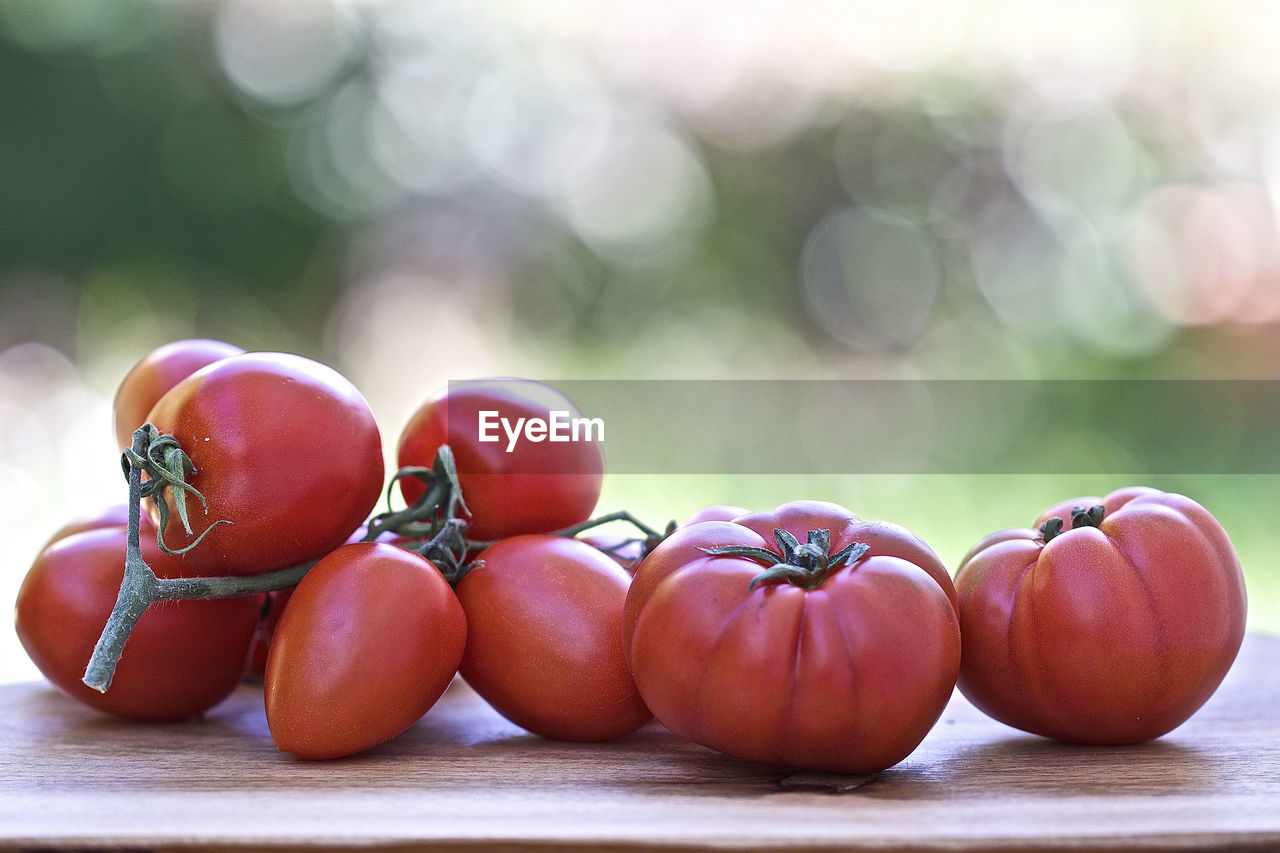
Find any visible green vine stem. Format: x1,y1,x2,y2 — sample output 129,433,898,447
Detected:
701,528,870,591
82,426,306,694
464,509,666,553
361,447,468,544
395,518,481,585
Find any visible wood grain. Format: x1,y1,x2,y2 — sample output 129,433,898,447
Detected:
2,633,1278,852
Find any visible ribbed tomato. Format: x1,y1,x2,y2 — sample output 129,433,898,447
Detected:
625,500,959,773
954,486,1246,743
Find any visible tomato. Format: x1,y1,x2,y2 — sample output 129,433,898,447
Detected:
396,379,604,541
954,487,1247,744
145,352,384,576
264,542,466,759
624,500,959,774
455,535,651,741
14,527,260,721
113,339,244,450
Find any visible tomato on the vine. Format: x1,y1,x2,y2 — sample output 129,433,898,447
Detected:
15,527,260,721
264,542,466,759
145,352,384,576
113,338,244,450
625,500,959,774
954,487,1247,744
397,379,604,541
455,535,651,741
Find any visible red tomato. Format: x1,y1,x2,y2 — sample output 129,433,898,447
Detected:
145,352,384,576
625,500,959,774
954,487,1247,744
396,379,604,541
264,543,466,759
113,339,244,450
455,535,651,741
14,527,260,721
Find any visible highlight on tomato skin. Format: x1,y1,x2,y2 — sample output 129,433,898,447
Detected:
14,527,260,722
624,500,960,775
954,486,1248,745
264,542,467,760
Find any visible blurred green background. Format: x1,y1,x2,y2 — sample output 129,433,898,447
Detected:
3,0,1280,681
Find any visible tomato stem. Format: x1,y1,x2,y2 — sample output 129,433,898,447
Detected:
393,518,479,585
1039,505,1106,544
1072,505,1107,529
1039,517,1065,543
462,510,670,565
363,447,468,544
702,529,870,591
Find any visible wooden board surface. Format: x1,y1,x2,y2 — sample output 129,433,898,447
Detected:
2,633,1279,852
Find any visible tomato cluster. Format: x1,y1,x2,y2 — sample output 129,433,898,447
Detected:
13,339,1251,774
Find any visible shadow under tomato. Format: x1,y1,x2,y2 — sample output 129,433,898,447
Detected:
925,734,1220,798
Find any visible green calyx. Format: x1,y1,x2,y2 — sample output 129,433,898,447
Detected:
1039,504,1106,543
702,528,870,591
120,424,231,555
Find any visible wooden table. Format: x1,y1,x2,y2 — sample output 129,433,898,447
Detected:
2,633,1278,852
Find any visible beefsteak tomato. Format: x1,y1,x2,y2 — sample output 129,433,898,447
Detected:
954,487,1247,744
625,500,959,774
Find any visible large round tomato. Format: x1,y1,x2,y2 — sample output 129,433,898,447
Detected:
113,338,244,450
145,352,384,576
625,500,959,774
264,542,466,759
455,535,651,741
15,526,260,721
954,487,1247,744
396,379,604,541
